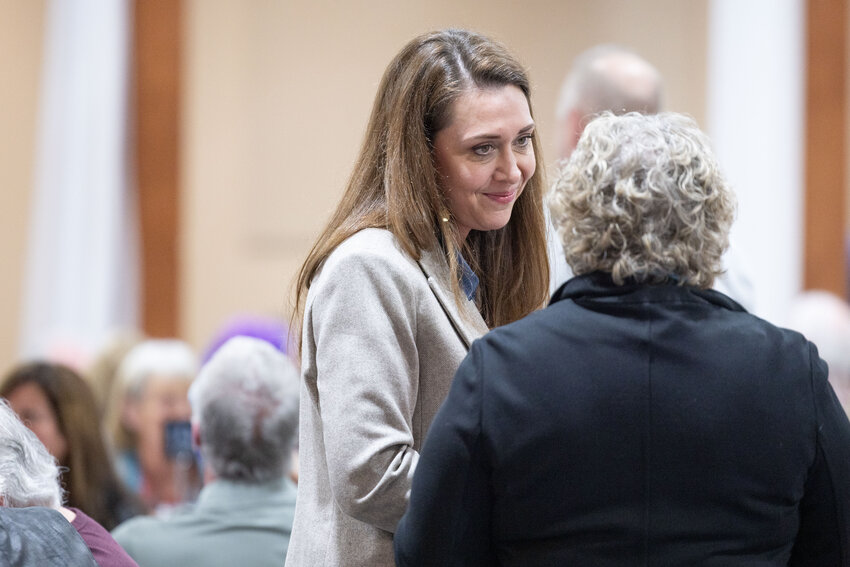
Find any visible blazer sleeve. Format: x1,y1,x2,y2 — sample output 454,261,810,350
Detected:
789,343,850,566
309,249,421,533
394,340,494,567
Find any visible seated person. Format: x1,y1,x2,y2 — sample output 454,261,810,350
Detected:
395,112,850,566
1,361,141,529
0,507,97,567
112,336,299,566
0,399,138,566
105,339,201,512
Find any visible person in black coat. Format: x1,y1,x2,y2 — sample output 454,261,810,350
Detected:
394,112,850,566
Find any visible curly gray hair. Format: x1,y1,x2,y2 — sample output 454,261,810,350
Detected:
0,400,63,508
549,112,735,287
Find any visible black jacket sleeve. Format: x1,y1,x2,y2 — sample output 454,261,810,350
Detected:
790,343,850,566
394,340,494,567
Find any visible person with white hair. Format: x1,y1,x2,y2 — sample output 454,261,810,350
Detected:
0,401,63,510
105,338,200,512
112,336,300,567
0,399,138,566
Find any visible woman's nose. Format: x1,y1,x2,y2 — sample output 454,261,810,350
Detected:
496,150,522,184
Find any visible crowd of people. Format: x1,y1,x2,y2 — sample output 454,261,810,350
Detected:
2,28,849,567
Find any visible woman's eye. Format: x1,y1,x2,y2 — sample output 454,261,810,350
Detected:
515,135,533,148
473,144,495,156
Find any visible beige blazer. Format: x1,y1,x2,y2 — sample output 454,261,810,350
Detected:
284,228,488,567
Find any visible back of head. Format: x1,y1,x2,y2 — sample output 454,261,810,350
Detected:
0,399,62,508
549,112,735,288
188,336,299,483
557,45,663,158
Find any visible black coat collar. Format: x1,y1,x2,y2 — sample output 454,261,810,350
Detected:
550,272,746,313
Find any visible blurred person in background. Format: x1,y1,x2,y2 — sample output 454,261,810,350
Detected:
105,338,201,512
86,330,145,419
551,44,755,309
201,314,299,483
0,399,138,566
113,336,299,566
395,112,850,565
543,43,664,294
1,361,141,529
787,290,850,414
555,44,662,159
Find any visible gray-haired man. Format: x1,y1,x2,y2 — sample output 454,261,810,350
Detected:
113,336,300,567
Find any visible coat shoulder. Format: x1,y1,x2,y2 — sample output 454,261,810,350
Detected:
317,229,419,282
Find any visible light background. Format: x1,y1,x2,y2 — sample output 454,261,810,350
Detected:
0,1,846,368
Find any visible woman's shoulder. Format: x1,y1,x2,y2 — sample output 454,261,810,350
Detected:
324,228,419,274
306,229,426,300
334,228,402,254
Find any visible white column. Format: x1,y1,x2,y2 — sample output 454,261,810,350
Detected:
707,0,805,324
20,0,137,365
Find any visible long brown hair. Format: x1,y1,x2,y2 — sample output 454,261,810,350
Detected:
0,362,138,529
293,29,549,344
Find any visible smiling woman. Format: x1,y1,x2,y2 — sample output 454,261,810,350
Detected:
432,85,536,241
285,29,550,567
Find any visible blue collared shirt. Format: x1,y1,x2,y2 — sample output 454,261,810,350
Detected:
458,253,479,300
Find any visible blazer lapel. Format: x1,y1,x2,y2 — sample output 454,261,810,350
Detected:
417,246,489,349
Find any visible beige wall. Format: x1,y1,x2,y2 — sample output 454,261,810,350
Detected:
0,1,708,359
181,0,708,349
0,1,44,369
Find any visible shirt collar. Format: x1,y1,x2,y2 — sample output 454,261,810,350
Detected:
457,252,479,301
550,271,746,312
196,477,296,510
